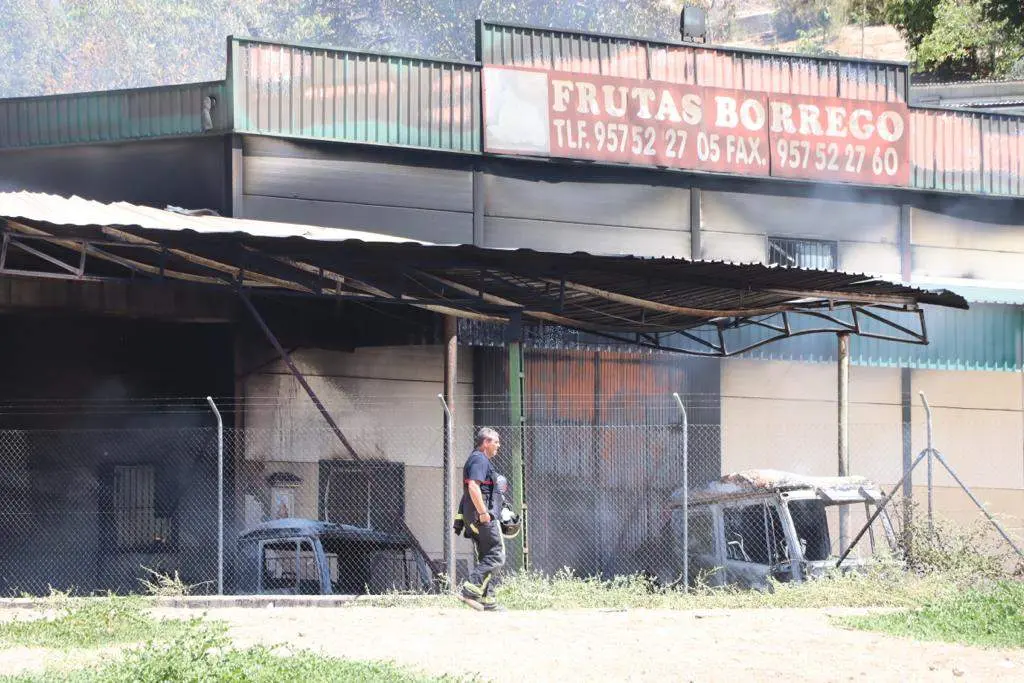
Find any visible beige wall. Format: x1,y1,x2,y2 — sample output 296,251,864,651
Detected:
910,370,1024,490
721,359,1024,539
720,359,903,483
911,207,1024,283
240,345,475,563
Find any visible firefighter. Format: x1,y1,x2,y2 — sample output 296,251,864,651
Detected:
455,427,506,611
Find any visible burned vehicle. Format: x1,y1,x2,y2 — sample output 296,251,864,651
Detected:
668,470,896,590
236,518,433,595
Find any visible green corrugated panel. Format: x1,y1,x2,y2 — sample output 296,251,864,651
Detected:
230,38,481,154
736,304,1023,371
0,82,229,149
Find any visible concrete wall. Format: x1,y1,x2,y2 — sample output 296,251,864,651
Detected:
720,359,1024,542
239,136,692,257
700,189,901,275
0,137,228,214
720,359,903,482
482,174,691,257
240,138,474,243
909,369,1024,539
240,345,474,566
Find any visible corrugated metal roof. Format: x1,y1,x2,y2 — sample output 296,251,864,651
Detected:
910,277,1024,306
0,192,967,355
0,191,418,244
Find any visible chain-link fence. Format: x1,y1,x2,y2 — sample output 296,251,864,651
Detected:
0,396,1019,596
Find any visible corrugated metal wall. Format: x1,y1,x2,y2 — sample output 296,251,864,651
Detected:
0,82,227,149
231,38,480,154
473,346,720,577
911,108,1024,197
478,22,1024,197
479,21,906,102
733,304,1023,371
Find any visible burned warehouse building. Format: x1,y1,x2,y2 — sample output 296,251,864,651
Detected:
0,19,1020,596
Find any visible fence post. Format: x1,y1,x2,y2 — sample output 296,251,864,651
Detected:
206,396,224,596
443,316,458,592
508,341,527,572
837,332,850,555
921,391,934,532
672,392,688,593
438,394,456,593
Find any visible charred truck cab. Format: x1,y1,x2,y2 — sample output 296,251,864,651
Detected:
236,518,433,595
669,470,896,590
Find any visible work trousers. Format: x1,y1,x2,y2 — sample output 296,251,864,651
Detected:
467,520,505,598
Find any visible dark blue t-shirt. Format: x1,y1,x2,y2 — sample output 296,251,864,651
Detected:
462,450,501,519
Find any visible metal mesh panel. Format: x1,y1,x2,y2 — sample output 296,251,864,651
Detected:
0,395,1017,596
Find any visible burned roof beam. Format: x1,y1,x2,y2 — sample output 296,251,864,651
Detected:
413,269,629,332
253,251,508,323
6,234,85,276
100,227,312,293
4,220,223,285
537,277,811,318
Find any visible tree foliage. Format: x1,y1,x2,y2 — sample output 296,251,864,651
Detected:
884,0,1024,79
0,0,683,98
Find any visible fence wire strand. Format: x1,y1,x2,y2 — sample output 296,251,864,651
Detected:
0,395,1019,596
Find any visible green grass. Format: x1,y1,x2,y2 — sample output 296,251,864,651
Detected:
366,565,958,611
0,593,191,649
840,580,1024,649
0,592,473,683
0,615,472,683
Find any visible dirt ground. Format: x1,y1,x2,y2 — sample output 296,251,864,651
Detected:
1,605,1022,681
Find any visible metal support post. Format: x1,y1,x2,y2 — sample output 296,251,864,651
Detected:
206,396,224,596
238,290,440,580
507,341,527,571
672,392,689,593
438,394,456,592
837,332,850,555
441,315,458,592
900,367,914,551
923,391,934,532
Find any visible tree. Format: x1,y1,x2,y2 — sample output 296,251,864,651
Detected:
885,0,1024,79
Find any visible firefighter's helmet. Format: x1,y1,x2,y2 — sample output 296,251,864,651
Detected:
499,505,521,539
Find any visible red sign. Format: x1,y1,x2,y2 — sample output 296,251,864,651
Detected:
483,66,910,187
767,94,909,186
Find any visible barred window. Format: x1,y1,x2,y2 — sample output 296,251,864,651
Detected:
112,465,173,551
767,237,837,270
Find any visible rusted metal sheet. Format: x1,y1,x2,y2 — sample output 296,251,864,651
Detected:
231,38,480,154
478,22,649,78
740,53,841,97
0,81,227,149
479,21,906,102
979,113,1024,197
523,350,688,427
910,108,983,193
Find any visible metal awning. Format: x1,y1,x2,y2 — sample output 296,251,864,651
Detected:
0,192,967,356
